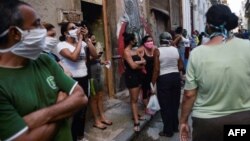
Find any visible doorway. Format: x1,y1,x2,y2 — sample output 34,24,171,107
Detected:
81,1,105,49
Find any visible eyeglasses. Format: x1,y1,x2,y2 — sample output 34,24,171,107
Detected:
68,26,77,30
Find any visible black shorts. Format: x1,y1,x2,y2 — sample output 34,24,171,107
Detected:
125,72,142,89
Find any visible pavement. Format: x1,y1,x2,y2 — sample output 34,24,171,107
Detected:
84,89,153,141
84,88,188,141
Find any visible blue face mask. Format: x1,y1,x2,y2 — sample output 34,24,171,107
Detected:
0,27,47,60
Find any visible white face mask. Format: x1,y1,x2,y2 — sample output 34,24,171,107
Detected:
68,29,78,41
44,37,58,52
0,27,47,60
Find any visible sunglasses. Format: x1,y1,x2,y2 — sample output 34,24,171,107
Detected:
68,26,77,30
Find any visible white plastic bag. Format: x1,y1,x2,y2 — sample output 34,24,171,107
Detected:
147,95,160,111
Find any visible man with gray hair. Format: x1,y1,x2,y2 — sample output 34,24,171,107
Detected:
0,0,88,140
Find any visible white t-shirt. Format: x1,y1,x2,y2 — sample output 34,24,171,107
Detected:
158,46,179,76
56,41,88,78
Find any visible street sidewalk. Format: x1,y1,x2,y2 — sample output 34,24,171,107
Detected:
84,89,154,141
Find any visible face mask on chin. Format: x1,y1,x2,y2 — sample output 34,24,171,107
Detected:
0,27,47,60
44,37,58,52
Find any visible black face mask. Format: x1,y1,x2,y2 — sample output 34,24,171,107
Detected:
132,41,138,47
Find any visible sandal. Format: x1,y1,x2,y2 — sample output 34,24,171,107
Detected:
101,120,113,126
134,122,140,132
93,124,107,130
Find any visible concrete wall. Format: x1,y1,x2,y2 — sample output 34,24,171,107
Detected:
182,0,192,35
22,0,81,37
169,0,181,30
192,0,211,33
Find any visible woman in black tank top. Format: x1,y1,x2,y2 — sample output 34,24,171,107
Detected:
138,35,156,114
123,32,146,132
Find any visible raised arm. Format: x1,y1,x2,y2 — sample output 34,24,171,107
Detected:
85,39,98,59
173,35,182,47
59,30,84,62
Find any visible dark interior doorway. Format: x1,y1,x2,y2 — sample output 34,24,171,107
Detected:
81,1,105,49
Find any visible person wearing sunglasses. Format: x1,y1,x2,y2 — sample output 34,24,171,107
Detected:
56,22,98,141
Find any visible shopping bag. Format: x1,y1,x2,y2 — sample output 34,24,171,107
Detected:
147,95,160,111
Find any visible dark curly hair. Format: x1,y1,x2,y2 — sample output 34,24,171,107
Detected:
206,4,238,32
123,32,135,47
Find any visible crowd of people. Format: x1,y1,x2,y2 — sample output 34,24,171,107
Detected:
1,1,250,141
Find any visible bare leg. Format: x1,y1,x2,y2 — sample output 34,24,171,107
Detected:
97,91,112,125
90,96,106,128
129,87,141,131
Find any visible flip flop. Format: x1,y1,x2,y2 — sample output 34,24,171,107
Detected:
101,120,113,126
93,124,107,130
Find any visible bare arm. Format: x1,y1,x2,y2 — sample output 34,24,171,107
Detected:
59,34,84,62
173,36,182,47
58,61,72,77
13,123,58,141
180,89,197,124
85,39,98,59
178,57,184,72
151,48,160,85
180,89,197,141
23,85,87,129
137,46,145,58
123,49,145,70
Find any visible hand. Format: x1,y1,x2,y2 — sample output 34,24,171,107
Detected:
180,123,191,141
81,25,89,37
76,28,83,40
150,82,156,94
101,60,109,65
56,91,68,103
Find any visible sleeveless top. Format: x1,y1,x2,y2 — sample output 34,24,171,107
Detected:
124,55,141,75
143,53,154,79
158,46,179,76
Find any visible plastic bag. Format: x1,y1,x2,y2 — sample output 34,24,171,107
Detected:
147,95,160,111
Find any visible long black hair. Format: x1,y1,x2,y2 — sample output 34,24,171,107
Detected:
59,22,71,41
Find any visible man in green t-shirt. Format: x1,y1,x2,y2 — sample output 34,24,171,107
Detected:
0,1,88,141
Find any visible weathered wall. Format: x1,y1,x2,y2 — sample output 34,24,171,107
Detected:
112,0,153,92
170,0,181,30
149,0,170,45
192,0,211,32
22,0,81,37
182,0,192,35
